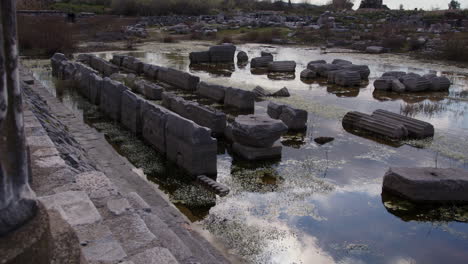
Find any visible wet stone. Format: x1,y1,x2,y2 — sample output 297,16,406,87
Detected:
300,69,317,79
224,87,255,111
237,51,249,62
196,82,227,103
233,141,282,161
314,137,335,145
121,90,144,135
232,114,288,148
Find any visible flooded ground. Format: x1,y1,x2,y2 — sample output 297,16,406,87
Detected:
26,41,468,264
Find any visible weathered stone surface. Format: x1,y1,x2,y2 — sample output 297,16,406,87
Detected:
251,56,273,68
267,102,308,130
110,54,127,67
383,167,468,204
342,111,408,140
401,75,430,92
224,87,255,111
142,102,170,153
209,44,236,63
332,59,352,66
327,69,345,84
75,171,118,199
315,63,343,77
334,70,361,87
425,75,451,91
121,90,144,135
131,247,179,264
272,87,290,97
143,82,163,100
252,86,272,98
197,175,230,196
165,112,217,176
268,61,296,72
374,77,395,91
391,79,406,93
75,63,98,98
233,141,282,160
197,82,226,103
143,64,160,80
306,60,327,70
40,191,102,226
89,55,119,76
237,51,249,62
372,109,434,138
366,46,385,54
107,214,156,253
86,73,103,105
342,64,371,79
123,56,145,74
300,69,317,79
158,67,200,91
232,115,288,147
189,51,211,64
100,78,128,121
382,71,407,79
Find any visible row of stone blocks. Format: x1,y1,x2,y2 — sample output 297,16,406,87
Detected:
189,44,237,64
77,53,119,76
302,59,370,87
374,71,451,93
51,53,218,176
342,109,434,140
108,54,256,111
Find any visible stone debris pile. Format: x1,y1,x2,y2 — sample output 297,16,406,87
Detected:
302,59,370,87
374,72,451,93
231,115,288,160
383,167,468,204
189,44,237,64
343,109,434,140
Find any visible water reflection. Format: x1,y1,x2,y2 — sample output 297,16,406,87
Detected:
189,63,235,77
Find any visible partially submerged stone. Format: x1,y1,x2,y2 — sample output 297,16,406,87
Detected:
374,77,395,91
300,69,317,79
237,51,249,63
267,102,308,130
189,51,211,64
342,111,408,140
334,71,361,87
268,61,296,73
252,86,272,98
372,109,434,138
251,56,273,68
197,82,226,103
233,141,282,161
158,67,200,91
272,87,290,97
232,115,288,148
400,75,430,92
209,44,236,63
224,87,255,111
383,167,468,204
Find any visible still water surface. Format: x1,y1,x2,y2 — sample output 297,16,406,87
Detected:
28,42,468,264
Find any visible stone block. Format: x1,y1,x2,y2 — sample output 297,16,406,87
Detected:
209,44,236,63
187,103,227,136
196,82,226,103
268,61,296,72
88,73,103,105
158,67,200,91
306,60,327,70
110,54,126,67
100,78,128,121
232,115,288,148
374,76,395,91
401,75,430,92
224,87,255,111
90,56,119,76
342,64,371,79
107,198,131,216
332,59,352,65
335,70,362,87
189,51,211,64
426,76,451,92
107,214,156,253
372,109,434,138
267,102,307,130
315,63,343,77
131,247,179,264
391,79,406,93
121,90,144,135
233,141,282,160
267,102,283,119
300,69,317,79
342,111,408,140
165,112,217,176
51,53,67,77
142,102,170,154
237,51,249,62
383,167,468,204
251,56,273,68
123,56,145,74
382,71,407,79
144,64,160,80
144,83,163,100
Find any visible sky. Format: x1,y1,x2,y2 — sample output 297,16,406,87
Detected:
291,0,468,10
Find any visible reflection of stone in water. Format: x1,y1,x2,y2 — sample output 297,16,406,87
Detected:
373,90,448,104
399,101,448,118
326,85,360,98
189,63,235,77
281,130,307,149
343,126,405,148
267,72,296,81
381,192,468,223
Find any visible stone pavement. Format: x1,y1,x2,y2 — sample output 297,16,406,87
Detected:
21,65,230,264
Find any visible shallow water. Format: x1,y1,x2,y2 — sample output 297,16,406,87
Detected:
26,41,468,264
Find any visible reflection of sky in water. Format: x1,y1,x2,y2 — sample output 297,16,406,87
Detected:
43,42,468,263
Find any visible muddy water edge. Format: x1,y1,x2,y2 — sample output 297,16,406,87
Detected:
25,41,468,264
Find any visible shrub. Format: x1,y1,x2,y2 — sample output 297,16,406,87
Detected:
443,39,468,62
17,15,75,56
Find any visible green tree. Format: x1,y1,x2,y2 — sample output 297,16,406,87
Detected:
449,0,461,9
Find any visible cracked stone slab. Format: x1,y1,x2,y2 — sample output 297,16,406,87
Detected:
39,191,102,226
131,247,179,264
107,214,156,253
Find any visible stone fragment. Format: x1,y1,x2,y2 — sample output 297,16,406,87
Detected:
342,111,408,140
261,51,273,58
121,90,144,135
267,102,283,119
110,54,126,67
253,86,272,98
251,56,273,68
144,64,160,80
332,59,352,66
372,109,434,138
278,105,308,130
315,63,343,77
233,141,282,160
232,115,288,147
401,75,430,92
300,69,317,79
189,51,211,64
209,44,237,63
374,76,395,91
425,75,451,91
383,167,468,204
314,137,334,145
89,56,119,76
342,64,371,79
237,51,249,62
123,56,145,74
196,82,226,103
334,71,361,87
306,60,327,70
224,87,255,111
100,78,128,121
268,61,296,72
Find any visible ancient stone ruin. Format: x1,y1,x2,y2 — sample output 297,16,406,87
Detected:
302,59,370,87
374,72,451,93
189,44,237,64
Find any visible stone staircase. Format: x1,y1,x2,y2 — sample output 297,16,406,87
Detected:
22,66,230,264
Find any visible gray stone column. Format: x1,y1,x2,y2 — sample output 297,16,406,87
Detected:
0,0,37,237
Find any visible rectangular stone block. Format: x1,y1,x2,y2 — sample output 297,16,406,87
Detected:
142,102,170,154
143,83,163,100
224,87,255,111
268,61,296,72
165,112,217,176
90,56,119,76
233,142,282,160
158,67,200,91
88,73,103,105
189,51,211,64
122,56,144,74
143,64,160,80
75,63,98,98
100,78,128,121
196,82,226,103
208,44,236,63
121,90,144,135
